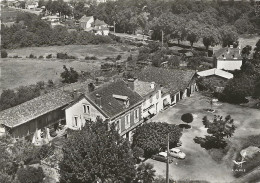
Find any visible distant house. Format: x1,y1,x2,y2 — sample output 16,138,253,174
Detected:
128,79,165,120
79,15,94,31
213,45,243,70
93,19,109,36
65,80,143,141
135,67,197,106
41,15,63,28
0,90,73,143
26,1,38,9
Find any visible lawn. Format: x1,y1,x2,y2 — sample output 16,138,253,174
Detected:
146,93,260,183
1,44,136,93
6,44,134,60
0,58,100,92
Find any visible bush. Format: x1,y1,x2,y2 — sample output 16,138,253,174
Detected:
85,56,97,60
17,166,44,183
47,80,54,87
181,113,193,123
57,52,76,59
1,50,8,58
46,54,52,59
116,55,122,60
29,54,36,58
38,55,44,59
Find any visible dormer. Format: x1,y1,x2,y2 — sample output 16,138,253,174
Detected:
113,94,130,108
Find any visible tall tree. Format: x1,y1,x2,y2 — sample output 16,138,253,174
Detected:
59,119,137,183
185,20,201,49
201,25,220,55
219,25,239,47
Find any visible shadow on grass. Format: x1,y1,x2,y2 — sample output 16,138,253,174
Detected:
194,136,227,150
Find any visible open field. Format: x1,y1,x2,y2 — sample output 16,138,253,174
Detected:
6,44,134,60
1,44,136,93
146,93,260,183
0,58,100,92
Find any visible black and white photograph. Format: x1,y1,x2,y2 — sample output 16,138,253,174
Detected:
1,0,260,182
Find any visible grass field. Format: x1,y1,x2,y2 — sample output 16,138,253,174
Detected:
6,44,134,60
0,58,101,92
1,44,135,93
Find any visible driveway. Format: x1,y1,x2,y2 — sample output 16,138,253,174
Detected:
146,93,260,183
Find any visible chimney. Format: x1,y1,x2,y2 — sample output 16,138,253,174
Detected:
95,94,102,108
88,83,95,92
127,78,136,91
150,82,155,89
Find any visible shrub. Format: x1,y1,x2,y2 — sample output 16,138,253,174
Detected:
38,55,44,59
85,56,97,60
127,54,133,61
57,52,76,59
181,113,193,123
1,50,8,58
17,166,44,183
29,54,36,58
46,54,52,59
36,81,45,89
116,55,122,60
47,80,54,87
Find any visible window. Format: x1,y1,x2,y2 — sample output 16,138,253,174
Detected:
156,91,159,99
125,114,130,128
115,119,121,133
74,116,78,127
83,104,90,114
134,109,139,121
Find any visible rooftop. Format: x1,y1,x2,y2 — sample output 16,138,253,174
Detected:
94,19,107,26
88,80,143,118
135,67,196,95
214,47,242,60
0,90,73,128
197,68,233,79
79,15,93,23
134,80,157,97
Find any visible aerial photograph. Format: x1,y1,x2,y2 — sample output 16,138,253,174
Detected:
0,0,260,182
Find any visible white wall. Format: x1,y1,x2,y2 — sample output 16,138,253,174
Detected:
217,60,242,70
0,126,6,137
65,98,106,130
142,90,166,118
86,17,94,29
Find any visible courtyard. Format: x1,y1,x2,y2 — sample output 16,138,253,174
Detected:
146,93,260,183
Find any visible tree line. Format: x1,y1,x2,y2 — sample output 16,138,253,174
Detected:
1,12,112,49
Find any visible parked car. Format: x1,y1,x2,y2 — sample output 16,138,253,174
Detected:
151,152,173,163
168,148,186,159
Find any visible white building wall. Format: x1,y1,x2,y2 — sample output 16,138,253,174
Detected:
86,17,94,29
65,98,106,130
142,90,164,118
217,60,242,70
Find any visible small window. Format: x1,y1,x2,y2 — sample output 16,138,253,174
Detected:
74,116,78,127
83,104,90,114
150,96,153,103
125,114,130,128
156,92,159,99
134,109,139,120
115,119,121,133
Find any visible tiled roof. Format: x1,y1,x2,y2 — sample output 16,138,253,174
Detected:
135,67,195,95
0,90,74,128
214,47,242,60
134,80,157,97
88,80,143,118
197,68,233,79
79,15,93,23
94,19,107,26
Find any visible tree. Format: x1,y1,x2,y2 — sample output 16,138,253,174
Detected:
242,45,252,59
132,122,182,157
185,20,201,49
132,146,144,162
202,115,236,140
219,25,239,47
136,163,156,183
17,167,44,183
59,119,136,183
201,25,220,55
1,50,8,58
253,39,260,59
0,89,17,111
60,65,79,83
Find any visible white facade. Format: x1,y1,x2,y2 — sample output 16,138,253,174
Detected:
95,29,110,36
217,60,242,71
142,90,164,119
65,97,106,130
